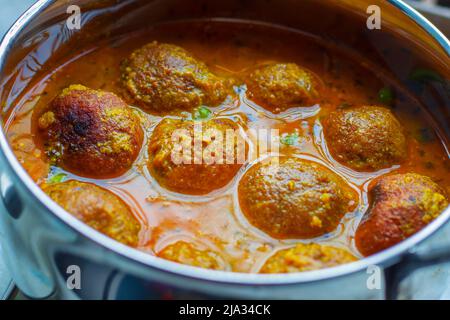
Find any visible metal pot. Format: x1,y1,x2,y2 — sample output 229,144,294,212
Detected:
0,0,449,300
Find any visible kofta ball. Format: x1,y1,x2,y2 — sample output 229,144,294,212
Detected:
42,180,140,246
245,63,319,113
355,173,448,256
158,241,226,270
323,105,406,171
260,243,357,273
121,41,234,112
37,85,143,178
148,118,246,195
238,157,357,239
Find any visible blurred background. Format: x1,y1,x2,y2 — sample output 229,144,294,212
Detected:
0,0,36,37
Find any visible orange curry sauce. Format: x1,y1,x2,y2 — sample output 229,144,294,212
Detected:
4,21,450,272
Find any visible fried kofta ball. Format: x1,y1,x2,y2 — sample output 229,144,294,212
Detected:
42,180,140,246
121,42,234,112
323,106,406,171
238,157,357,239
37,85,143,178
148,118,246,195
158,241,226,270
355,173,448,256
245,63,319,113
260,243,357,273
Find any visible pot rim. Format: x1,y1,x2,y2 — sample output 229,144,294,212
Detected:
0,0,449,286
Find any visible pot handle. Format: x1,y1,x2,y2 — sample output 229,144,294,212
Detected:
384,245,450,300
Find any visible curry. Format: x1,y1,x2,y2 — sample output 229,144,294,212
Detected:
4,20,450,273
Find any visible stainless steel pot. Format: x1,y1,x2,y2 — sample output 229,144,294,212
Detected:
0,0,449,300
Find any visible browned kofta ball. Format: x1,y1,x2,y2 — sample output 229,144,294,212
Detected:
355,173,448,256
245,63,319,113
37,85,143,178
121,41,234,112
148,118,246,195
158,241,226,270
238,157,357,239
260,243,358,273
42,180,140,246
323,105,407,171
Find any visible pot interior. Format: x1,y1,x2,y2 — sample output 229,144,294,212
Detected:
0,0,449,277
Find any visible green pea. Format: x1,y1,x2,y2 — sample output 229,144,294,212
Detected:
194,106,212,120
47,173,67,184
378,87,394,105
280,133,299,146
